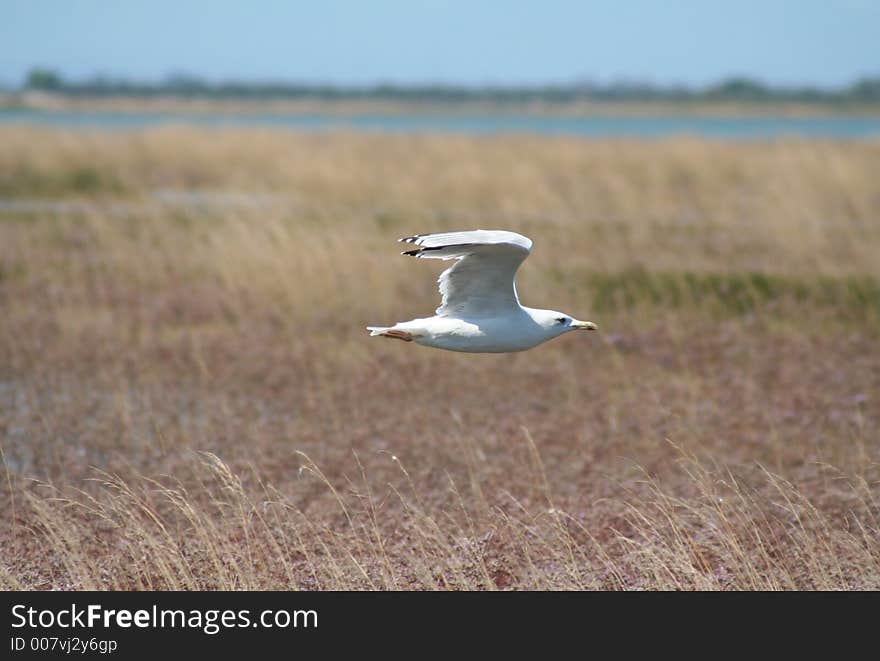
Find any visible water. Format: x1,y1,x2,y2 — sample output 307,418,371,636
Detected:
1,108,879,138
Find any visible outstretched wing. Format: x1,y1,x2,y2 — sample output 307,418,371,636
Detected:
399,230,533,317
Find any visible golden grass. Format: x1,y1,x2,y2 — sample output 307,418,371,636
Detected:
0,127,878,589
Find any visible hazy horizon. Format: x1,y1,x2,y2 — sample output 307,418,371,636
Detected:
2,1,879,89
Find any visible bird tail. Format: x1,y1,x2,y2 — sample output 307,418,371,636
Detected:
366,325,417,342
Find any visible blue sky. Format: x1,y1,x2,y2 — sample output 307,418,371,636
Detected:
2,1,878,88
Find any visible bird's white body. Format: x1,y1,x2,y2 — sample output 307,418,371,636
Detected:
386,308,572,353
368,230,596,353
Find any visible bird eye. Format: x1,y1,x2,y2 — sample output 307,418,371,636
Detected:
555,317,568,325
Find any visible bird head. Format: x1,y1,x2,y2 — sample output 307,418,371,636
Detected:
532,309,598,335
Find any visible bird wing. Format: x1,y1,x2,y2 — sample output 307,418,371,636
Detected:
399,230,533,317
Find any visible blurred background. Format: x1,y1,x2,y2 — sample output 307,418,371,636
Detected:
1,1,878,590
2,0,880,135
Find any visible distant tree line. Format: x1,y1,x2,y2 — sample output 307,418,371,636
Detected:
20,68,880,104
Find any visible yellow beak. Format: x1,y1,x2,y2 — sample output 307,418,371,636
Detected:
572,320,598,331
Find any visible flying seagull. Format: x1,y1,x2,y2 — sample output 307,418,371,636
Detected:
367,230,597,353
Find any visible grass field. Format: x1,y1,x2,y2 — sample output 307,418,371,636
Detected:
1,127,878,589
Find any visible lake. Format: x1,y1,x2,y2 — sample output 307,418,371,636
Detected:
2,108,879,138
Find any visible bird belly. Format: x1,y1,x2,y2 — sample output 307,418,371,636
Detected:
414,316,545,353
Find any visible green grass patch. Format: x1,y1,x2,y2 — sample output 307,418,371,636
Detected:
0,260,28,283
581,267,880,322
0,165,126,197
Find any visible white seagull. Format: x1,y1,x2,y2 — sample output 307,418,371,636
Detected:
367,230,597,353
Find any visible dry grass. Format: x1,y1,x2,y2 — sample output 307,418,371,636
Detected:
0,127,878,590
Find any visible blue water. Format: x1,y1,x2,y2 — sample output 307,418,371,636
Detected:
2,108,879,138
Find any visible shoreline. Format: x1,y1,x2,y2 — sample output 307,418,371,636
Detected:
2,91,880,118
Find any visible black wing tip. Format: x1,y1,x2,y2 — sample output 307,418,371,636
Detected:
401,245,446,257
398,235,421,244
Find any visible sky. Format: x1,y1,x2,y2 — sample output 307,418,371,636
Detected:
2,0,878,88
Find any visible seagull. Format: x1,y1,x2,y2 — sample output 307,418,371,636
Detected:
367,230,597,353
